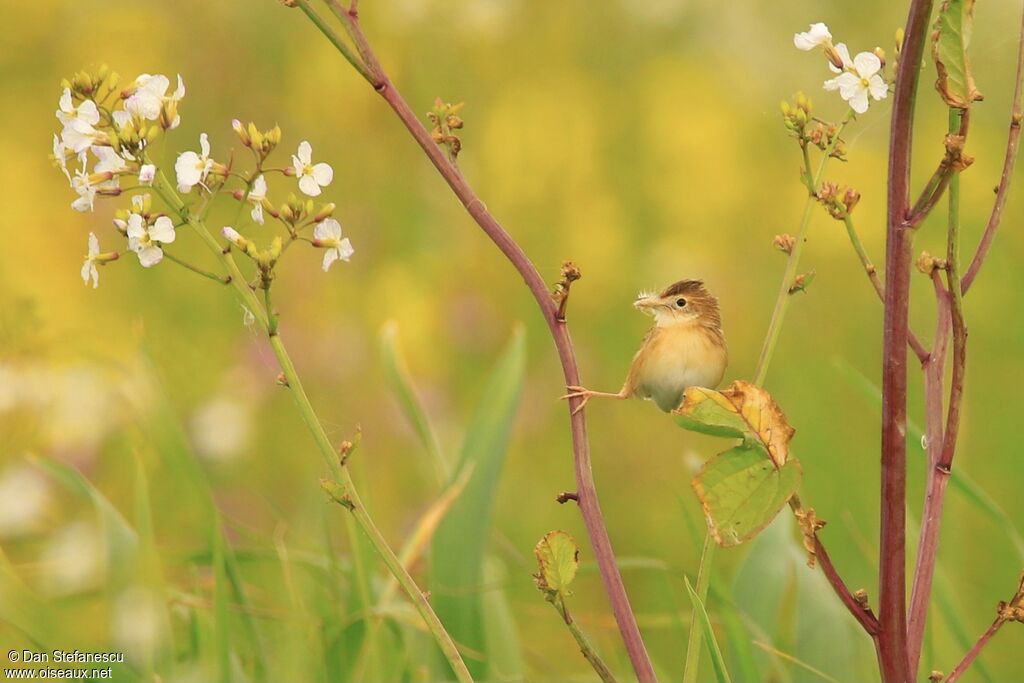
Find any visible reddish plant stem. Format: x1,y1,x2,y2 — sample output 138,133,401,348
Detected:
907,272,952,676
962,3,1024,295
817,536,881,636
881,1,934,680
304,5,657,680
945,617,1004,683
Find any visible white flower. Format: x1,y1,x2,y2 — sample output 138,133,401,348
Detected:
82,232,101,288
92,146,128,176
53,134,71,184
291,141,333,197
127,214,176,267
112,110,133,130
124,74,169,120
824,51,888,114
71,170,98,212
247,174,267,225
828,43,853,73
138,164,156,186
166,75,185,129
175,133,213,192
312,218,353,271
60,117,104,155
56,88,99,127
794,22,832,51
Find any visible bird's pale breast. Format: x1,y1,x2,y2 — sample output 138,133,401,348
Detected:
629,324,728,412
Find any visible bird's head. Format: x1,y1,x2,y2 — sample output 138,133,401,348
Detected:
634,279,722,329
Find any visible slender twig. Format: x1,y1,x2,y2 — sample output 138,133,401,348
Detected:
840,214,929,363
682,532,715,683
945,618,1004,683
550,594,619,683
293,4,657,679
152,170,474,683
908,108,970,677
754,115,852,385
788,494,881,637
880,2,934,680
162,250,231,284
962,4,1024,295
903,111,970,228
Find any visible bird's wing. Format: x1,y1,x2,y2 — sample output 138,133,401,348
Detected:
622,326,661,397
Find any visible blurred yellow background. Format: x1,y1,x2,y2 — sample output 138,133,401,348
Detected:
2,1,1023,681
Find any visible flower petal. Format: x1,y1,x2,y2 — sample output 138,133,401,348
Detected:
88,232,99,257
314,218,342,241
322,248,339,272
337,238,354,262
849,88,870,114
853,51,881,79
298,174,322,197
311,163,333,187
868,75,888,100
149,216,176,243
297,140,312,165
137,245,164,268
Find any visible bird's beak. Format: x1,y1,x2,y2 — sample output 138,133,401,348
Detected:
633,295,660,312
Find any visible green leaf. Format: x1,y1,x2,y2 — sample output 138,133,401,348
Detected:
380,321,449,483
675,381,795,468
430,326,526,680
684,575,733,683
933,0,983,108
534,530,580,594
692,446,802,547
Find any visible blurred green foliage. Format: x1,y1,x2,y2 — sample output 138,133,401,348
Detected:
2,1,1023,681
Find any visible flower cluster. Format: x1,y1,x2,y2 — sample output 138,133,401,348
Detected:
51,66,354,290
780,93,848,160
794,22,889,114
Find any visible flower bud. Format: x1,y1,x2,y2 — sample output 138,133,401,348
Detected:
221,226,249,251
873,47,886,68
824,45,846,71
843,188,861,214
233,119,252,146
773,234,795,255
314,203,336,222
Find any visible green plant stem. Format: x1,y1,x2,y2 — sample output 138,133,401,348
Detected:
840,215,929,363
682,532,715,683
550,594,618,683
754,116,851,385
294,0,375,83
151,170,473,683
161,250,231,284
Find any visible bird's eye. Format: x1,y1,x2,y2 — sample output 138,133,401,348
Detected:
675,298,687,308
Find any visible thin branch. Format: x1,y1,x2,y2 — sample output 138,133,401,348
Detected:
880,1,935,680
162,250,232,284
550,594,619,683
945,618,1004,683
296,6,657,680
962,3,1024,294
840,214,929,363
903,110,970,229
788,495,881,637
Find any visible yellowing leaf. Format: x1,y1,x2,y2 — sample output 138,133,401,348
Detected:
533,530,579,595
674,380,795,468
933,0,983,108
692,446,803,547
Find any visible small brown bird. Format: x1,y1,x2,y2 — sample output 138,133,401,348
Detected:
564,279,728,413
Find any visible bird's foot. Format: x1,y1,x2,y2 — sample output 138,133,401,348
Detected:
561,385,596,416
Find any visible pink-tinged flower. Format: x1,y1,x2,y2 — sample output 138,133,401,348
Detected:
124,74,184,122
291,141,333,197
138,164,156,186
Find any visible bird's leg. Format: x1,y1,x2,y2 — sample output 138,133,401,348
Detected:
561,385,629,415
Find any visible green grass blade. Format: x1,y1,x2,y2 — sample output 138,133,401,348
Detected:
682,532,716,683
211,515,232,683
752,641,842,683
834,359,1024,560
29,455,138,576
684,575,733,683
707,581,761,683
380,321,450,483
431,326,526,680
